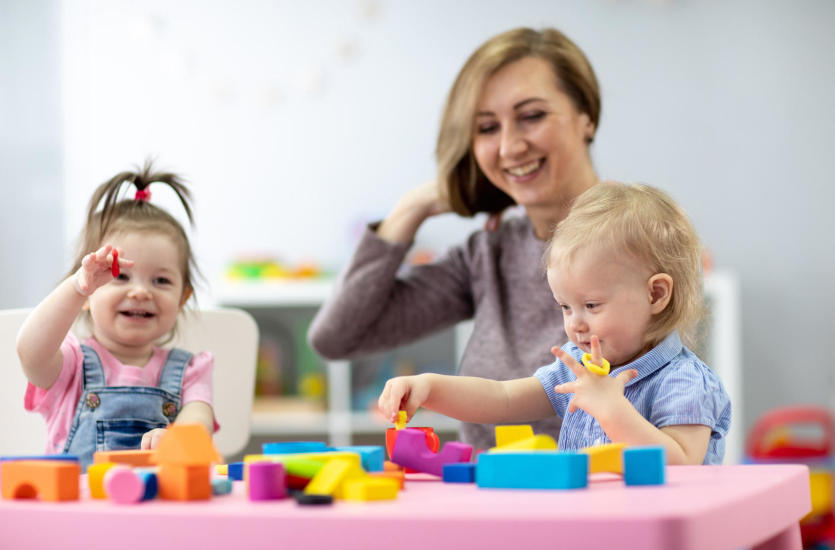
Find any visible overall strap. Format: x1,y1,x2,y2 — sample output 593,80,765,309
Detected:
79,344,107,389
157,347,193,395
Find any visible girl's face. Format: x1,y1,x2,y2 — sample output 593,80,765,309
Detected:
472,56,595,214
546,247,667,367
87,230,188,363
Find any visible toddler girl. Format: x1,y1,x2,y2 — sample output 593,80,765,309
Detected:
378,182,731,465
17,162,215,468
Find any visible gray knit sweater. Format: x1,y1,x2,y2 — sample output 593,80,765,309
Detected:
308,216,566,450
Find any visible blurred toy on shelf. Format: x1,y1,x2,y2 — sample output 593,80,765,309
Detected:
745,405,835,548
226,256,325,281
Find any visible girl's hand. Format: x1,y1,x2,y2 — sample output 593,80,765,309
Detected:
72,244,132,296
378,375,432,424
140,428,167,450
551,338,637,421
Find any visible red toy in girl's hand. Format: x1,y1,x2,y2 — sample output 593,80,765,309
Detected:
111,249,119,278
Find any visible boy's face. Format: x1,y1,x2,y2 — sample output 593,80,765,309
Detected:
547,247,657,367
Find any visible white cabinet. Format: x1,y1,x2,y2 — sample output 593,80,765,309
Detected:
217,270,742,461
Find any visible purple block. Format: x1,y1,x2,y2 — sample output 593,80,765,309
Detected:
391,428,472,476
247,462,287,501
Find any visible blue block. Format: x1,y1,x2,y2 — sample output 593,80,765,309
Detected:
135,470,158,500
332,445,384,472
0,454,80,463
228,461,245,481
212,476,233,495
623,446,665,486
476,452,588,489
443,462,475,483
262,441,331,455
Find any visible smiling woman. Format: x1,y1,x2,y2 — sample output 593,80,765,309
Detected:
308,27,604,450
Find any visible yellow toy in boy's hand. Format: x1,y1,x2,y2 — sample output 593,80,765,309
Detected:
581,353,610,376
395,410,407,430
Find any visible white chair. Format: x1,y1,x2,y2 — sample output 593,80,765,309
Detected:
0,307,258,460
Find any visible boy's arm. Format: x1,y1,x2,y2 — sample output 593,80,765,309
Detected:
380,373,554,425
16,277,88,389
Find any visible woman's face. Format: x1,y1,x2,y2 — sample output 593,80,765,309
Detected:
472,56,595,212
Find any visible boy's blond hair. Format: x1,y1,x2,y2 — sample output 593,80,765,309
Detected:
546,182,704,347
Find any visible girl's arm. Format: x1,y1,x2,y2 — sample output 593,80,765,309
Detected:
16,245,126,389
378,372,554,425
140,401,215,450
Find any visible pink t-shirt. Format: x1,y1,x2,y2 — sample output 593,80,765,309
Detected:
24,333,216,454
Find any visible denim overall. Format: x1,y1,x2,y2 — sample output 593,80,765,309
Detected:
63,344,192,470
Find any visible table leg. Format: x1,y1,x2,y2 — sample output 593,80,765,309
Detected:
751,522,801,550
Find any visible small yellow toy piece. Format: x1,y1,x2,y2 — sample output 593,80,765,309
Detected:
304,458,365,498
341,477,399,501
489,435,557,453
581,353,611,376
494,425,534,448
395,410,407,430
581,442,626,474
87,462,117,499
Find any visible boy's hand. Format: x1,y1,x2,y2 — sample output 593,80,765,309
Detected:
141,428,167,450
378,375,431,424
72,244,132,296
551,340,637,420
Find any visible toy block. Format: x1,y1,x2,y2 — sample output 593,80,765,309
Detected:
490,435,557,452
157,464,212,500
212,476,233,496
384,460,403,472
476,452,588,489
386,426,439,460
284,458,324,479
0,454,79,463
332,445,384,472
304,458,365,497
244,451,362,469
88,462,117,499
247,462,287,500
341,477,399,501
94,449,156,467
286,473,311,490
809,471,833,516
623,446,666,486
1,460,80,501
262,441,330,455
134,469,158,500
155,423,222,465
443,463,476,483
494,425,535,448
369,470,405,490
215,464,228,475
391,428,473,477
104,466,144,504
228,462,244,480
582,442,626,474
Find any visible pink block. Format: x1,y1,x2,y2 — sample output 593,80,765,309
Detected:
391,428,472,476
247,462,286,501
104,466,144,504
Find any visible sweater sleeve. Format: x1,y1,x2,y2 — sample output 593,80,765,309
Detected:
308,225,475,359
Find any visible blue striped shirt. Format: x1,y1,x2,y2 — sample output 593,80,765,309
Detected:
534,331,732,464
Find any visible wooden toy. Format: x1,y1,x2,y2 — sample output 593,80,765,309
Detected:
443,463,476,483
341,477,399,501
303,458,364,498
490,435,557,452
247,462,286,501
476,452,588,489
390,428,472,477
494,425,534,447
104,466,144,504
93,449,157,467
622,446,665,486
1,460,80,501
87,462,117,499
582,442,627,474
155,424,222,501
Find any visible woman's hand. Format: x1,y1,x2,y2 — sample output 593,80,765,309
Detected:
551,337,637,422
377,180,452,243
72,244,132,296
378,374,433,423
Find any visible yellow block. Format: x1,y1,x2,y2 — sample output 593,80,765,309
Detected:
809,471,833,517
395,410,407,430
342,477,399,501
581,443,626,474
304,458,365,497
87,462,117,499
490,434,557,453
215,464,228,475
494,425,535,448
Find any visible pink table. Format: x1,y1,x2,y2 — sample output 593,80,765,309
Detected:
0,464,810,550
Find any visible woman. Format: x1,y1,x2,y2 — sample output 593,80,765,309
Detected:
309,27,602,450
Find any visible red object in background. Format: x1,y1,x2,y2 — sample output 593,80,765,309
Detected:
745,405,834,460
111,249,119,278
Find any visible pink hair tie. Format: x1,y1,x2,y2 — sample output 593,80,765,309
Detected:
134,189,151,202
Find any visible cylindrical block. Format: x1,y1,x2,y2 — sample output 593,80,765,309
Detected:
247,462,286,501
104,466,144,504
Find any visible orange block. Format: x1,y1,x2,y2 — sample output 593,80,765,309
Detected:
157,465,212,501
1,460,80,501
94,450,157,467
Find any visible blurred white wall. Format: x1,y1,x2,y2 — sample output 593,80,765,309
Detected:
3,0,835,441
